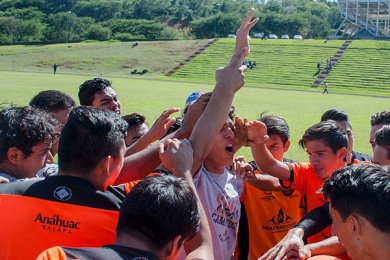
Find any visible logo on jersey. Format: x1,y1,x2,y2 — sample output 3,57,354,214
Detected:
261,208,296,233
34,213,81,234
261,191,276,200
53,186,72,201
269,208,291,224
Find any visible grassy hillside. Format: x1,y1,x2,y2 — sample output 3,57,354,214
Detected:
1,71,388,162
172,39,390,96
1,39,389,96
0,40,210,77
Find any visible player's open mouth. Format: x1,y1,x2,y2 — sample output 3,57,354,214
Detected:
225,144,233,153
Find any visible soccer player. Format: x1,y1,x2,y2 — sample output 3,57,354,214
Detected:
236,114,302,259
37,139,213,260
321,108,371,163
369,111,390,149
323,164,389,260
373,125,390,165
0,106,58,182
249,120,348,245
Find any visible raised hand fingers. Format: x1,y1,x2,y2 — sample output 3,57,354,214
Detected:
240,8,259,30
160,107,180,118
230,47,249,68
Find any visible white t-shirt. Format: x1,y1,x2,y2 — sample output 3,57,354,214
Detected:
194,165,243,259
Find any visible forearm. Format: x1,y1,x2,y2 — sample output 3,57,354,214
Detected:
190,84,235,172
295,202,332,239
183,172,213,260
305,236,346,257
117,128,191,184
125,134,156,157
247,174,282,191
251,144,291,180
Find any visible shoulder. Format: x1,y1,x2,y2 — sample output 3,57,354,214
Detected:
0,177,43,195
289,162,312,173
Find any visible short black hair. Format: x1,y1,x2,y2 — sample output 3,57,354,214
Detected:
299,120,348,154
122,113,146,129
117,174,200,250
0,106,58,163
370,111,390,127
78,78,113,106
323,164,390,232
29,90,76,112
58,106,128,173
375,125,390,160
321,109,349,122
259,113,290,144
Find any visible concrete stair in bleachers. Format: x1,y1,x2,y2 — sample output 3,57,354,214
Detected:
165,38,219,76
311,40,352,87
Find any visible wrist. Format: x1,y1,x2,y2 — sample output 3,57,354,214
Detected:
289,227,304,239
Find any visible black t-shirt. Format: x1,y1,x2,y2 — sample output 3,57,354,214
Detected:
351,151,372,162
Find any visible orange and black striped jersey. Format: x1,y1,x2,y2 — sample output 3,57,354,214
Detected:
0,175,137,260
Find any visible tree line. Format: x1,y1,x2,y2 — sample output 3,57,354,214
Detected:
0,0,342,44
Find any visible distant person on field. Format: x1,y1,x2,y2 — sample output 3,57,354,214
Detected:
322,82,329,95
53,64,57,75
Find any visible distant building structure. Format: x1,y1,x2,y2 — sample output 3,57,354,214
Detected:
335,0,390,39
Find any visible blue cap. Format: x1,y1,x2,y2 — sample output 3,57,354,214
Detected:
185,90,204,108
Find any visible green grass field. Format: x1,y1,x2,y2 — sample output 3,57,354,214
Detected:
1,71,388,162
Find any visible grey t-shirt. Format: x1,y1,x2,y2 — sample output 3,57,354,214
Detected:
0,172,17,183
194,165,243,259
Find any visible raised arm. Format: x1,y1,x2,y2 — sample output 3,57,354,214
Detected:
116,106,203,184
158,139,213,259
124,108,180,156
246,120,291,180
190,9,259,174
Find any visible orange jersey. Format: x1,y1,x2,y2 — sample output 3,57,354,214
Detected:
0,176,138,260
281,162,331,243
239,180,302,259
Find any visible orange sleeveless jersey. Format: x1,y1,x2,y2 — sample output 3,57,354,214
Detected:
0,177,138,260
281,162,331,243
239,180,302,259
